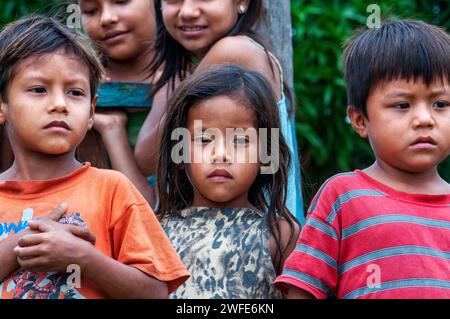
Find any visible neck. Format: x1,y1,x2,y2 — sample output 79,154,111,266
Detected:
106,48,154,83
363,160,449,195
192,191,255,210
1,150,82,181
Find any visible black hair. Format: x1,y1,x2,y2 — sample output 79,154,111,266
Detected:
0,14,104,103
343,19,450,116
157,64,299,274
149,0,265,95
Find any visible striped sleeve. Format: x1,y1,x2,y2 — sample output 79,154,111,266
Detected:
274,176,346,298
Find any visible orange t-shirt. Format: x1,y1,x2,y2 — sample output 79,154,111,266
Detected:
0,163,189,299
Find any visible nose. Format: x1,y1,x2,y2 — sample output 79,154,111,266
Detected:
211,136,231,164
412,104,435,129
179,0,201,20
100,4,119,27
48,92,69,115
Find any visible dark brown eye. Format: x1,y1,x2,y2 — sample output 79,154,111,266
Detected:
194,135,212,144
433,101,449,109
29,87,46,94
393,103,409,110
69,90,86,97
233,136,249,145
81,8,97,15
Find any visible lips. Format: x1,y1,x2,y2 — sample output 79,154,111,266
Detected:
44,121,71,131
178,25,207,37
208,169,233,181
180,26,206,32
103,30,128,43
410,136,437,150
411,136,436,146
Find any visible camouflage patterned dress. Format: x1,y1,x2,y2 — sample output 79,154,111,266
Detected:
161,207,282,299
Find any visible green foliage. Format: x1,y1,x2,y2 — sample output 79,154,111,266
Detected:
0,0,61,25
291,0,450,207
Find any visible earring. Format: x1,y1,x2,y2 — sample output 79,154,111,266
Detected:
239,4,246,14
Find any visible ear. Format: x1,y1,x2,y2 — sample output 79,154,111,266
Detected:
237,0,250,14
87,95,97,130
347,105,368,138
0,95,7,125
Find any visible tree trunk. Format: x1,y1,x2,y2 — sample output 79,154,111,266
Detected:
256,0,294,89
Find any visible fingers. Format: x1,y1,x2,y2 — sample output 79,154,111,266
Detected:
27,219,54,233
14,244,46,260
67,225,96,245
27,218,96,245
45,203,68,221
17,256,51,273
17,233,46,247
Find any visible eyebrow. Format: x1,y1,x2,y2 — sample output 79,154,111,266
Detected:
429,89,449,97
22,75,90,87
384,89,449,99
384,91,413,99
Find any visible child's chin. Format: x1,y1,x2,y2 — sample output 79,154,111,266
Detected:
38,144,74,156
402,161,440,173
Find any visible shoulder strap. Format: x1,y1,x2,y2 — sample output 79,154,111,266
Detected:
241,35,284,94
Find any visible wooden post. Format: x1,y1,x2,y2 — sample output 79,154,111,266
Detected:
257,0,294,89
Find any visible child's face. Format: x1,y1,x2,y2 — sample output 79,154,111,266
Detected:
80,0,155,61
186,95,260,208
0,50,95,156
161,0,249,56
350,78,450,173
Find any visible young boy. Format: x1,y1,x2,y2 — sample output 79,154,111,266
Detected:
0,15,189,299
274,19,450,299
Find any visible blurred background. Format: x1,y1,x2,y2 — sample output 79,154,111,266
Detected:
291,0,449,208
1,0,449,210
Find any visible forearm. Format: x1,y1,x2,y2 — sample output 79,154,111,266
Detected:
135,86,168,176
0,230,33,282
80,247,168,299
286,286,315,299
134,124,160,176
99,126,154,205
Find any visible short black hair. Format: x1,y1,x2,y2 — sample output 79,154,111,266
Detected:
0,14,104,103
343,19,450,116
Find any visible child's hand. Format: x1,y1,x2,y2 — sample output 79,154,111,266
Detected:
14,219,94,273
93,111,128,134
31,203,96,245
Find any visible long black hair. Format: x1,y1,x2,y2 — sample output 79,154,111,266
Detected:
157,64,299,274
149,0,265,95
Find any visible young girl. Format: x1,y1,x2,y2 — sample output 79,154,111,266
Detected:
157,64,300,299
135,0,304,223
78,0,158,204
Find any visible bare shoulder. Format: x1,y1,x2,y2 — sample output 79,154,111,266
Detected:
199,35,267,68
277,215,301,234
198,36,281,98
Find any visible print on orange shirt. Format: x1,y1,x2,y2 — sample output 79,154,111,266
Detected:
0,210,87,299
